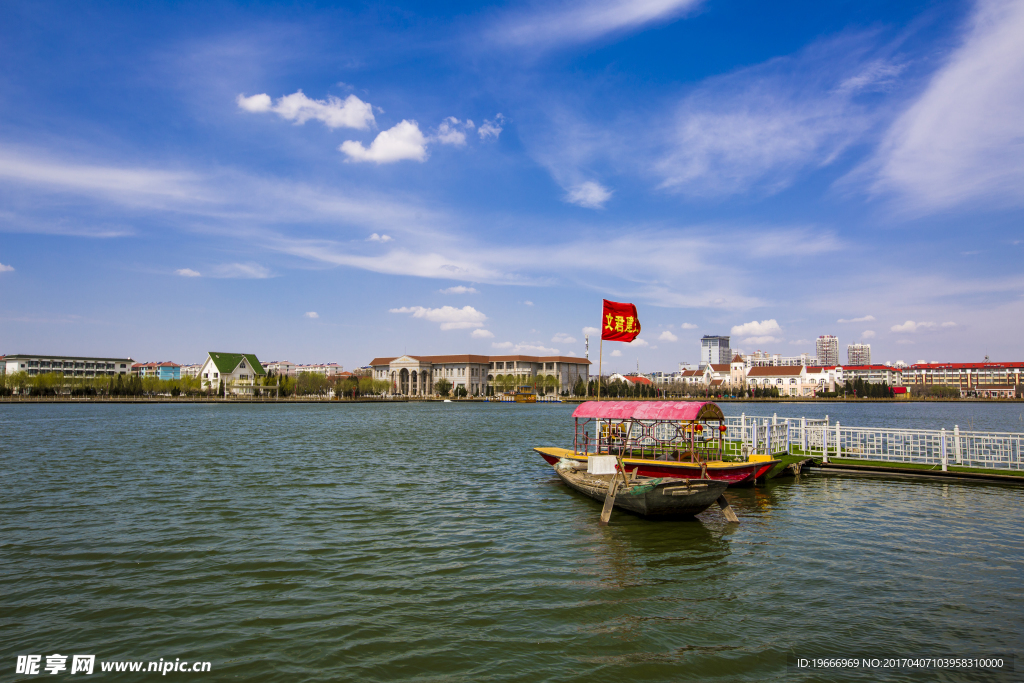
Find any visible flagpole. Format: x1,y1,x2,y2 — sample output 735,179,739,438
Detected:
598,337,603,402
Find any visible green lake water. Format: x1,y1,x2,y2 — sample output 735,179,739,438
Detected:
2,402,1021,681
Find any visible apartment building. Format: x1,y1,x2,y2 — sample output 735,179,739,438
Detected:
902,362,1024,394
847,343,872,366
816,336,839,367
3,354,133,377
131,362,181,380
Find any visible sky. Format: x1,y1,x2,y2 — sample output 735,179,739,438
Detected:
1,0,1022,371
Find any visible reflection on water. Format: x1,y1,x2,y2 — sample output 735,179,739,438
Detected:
1,402,1022,682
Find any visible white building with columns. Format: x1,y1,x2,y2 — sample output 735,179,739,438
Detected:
368,354,591,396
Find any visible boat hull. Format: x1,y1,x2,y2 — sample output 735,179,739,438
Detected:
535,447,777,486
554,465,728,518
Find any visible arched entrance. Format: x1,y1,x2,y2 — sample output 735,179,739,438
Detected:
399,368,410,395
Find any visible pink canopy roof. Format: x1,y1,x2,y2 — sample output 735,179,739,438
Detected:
571,400,724,421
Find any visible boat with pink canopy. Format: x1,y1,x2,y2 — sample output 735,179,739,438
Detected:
534,400,778,485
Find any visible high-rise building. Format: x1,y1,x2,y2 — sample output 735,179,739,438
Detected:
847,343,871,366
816,335,839,366
700,335,731,368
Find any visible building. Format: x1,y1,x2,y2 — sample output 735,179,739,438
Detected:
843,365,902,386
198,352,267,395
179,364,202,378
131,362,181,380
847,343,872,366
902,362,1024,395
700,336,731,368
804,366,843,394
368,354,591,397
816,335,839,367
610,373,653,387
295,363,344,378
262,361,344,378
3,354,133,377
262,360,296,377
744,350,817,367
746,366,805,396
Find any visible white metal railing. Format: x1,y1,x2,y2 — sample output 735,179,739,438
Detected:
722,413,1024,471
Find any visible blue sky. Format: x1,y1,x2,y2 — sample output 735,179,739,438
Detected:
1,0,1022,371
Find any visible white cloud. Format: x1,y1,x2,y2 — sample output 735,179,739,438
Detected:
731,319,782,336
789,339,810,345
582,326,599,335
492,0,701,48
552,332,577,343
440,286,477,294
237,91,374,129
367,233,393,242
870,0,1024,212
890,320,936,333
838,315,875,323
471,328,495,338
435,117,472,146
478,114,505,140
628,338,650,347
212,262,271,279
565,181,612,209
742,335,782,345
390,305,487,330
493,341,560,354
680,322,698,329
658,330,678,341
340,120,428,164
175,268,201,277
862,330,876,339
610,349,622,357
304,311,319,319
523,300,534,306
236,93,272,112
657,37,882,197
567,351,577,356
941,321,957,327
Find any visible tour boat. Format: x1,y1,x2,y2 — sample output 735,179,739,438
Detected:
552,459,732,519
534,400,779,486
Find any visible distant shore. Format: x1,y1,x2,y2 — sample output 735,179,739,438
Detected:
1,396,1020,404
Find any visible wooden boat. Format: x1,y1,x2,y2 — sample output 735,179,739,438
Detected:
553,460,731,519
514,392,536,403
535,400,779,486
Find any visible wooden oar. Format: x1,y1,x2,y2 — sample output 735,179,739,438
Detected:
599,456,632,526
599,478,618,525
717,495,740,523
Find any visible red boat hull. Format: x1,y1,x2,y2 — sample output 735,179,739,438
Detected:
535,447,772,486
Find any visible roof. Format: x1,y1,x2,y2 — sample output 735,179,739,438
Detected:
747,366,804,377
805,366,840,372
572,400,724,421
207,352,266,376
907,362,1024,370
2,354,134,361
891,386,909,394
844,365,902,372
709,364,730,372
680,369,702,377
732,354,744,362
621,375,653,385
368,354,591,366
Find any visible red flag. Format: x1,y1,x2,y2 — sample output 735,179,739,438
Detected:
601,299,641,342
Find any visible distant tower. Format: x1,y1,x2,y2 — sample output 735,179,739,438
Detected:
585,334,589,360
847,343,871,366
817,335,839,366
700,335,731,368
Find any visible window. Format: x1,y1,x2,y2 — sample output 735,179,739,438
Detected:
214,373,219,378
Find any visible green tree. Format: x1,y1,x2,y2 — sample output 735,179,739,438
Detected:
435,377,452,397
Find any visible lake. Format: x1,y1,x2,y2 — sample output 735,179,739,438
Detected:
2,402,1021,681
